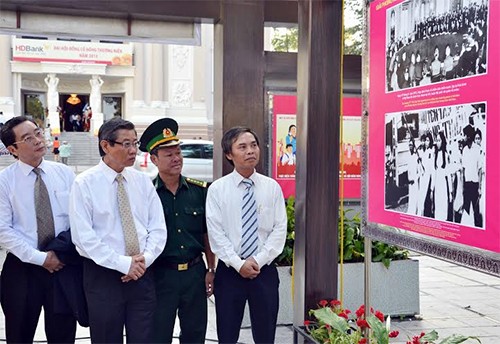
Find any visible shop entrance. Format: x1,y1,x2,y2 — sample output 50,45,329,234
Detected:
59,93,90,132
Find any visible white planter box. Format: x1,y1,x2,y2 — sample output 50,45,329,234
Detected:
241,259,420,326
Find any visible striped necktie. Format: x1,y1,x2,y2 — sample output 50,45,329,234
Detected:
240,178,258,259
116,174,140,256
33,167,55,249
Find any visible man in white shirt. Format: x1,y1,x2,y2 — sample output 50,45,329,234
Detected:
206,127,287,343
69,117,167,343
0,116,77,343
462,124,483,227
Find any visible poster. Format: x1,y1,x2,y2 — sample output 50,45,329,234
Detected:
369,0,499,254
272,95,362,199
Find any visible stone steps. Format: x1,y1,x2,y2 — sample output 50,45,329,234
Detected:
0,132,101,168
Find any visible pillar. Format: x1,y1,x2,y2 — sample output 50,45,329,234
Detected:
293,0,343,324
214,0,266,177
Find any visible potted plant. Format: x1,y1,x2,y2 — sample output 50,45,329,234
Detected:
243,196,419,326
299,299,481,344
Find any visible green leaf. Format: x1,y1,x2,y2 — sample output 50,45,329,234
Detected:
312,307,350,333
367,314,389,344
421,330,439,341
438,335,482,344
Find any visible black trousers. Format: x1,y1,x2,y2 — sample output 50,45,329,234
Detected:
214,261,279,344
0,253,77,344
83,259,156,344
463,181,482,227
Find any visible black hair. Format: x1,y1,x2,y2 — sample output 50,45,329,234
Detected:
434,131,447,169
98,117,136,157
221,126,260,166
0,116,38,159
288,124,296,133
475,128,482,140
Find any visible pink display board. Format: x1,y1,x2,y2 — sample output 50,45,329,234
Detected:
272,95,362,199
369,0,499,253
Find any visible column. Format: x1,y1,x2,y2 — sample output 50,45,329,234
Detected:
0,35,14,120
214,0,265,177
293,0,343,324
44,73,61,134
162,44,169,104
133,43,146,108
150,43,164,107
144,44,153,106
89,75,104,135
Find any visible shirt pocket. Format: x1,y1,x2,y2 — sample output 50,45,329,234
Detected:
53,190,70,215
183,207,205,233
258,206,274,232
184,207,205,217
52,190,70,230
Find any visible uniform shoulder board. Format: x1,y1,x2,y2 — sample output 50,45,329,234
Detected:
186,177,208,188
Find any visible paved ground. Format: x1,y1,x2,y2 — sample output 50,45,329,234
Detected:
0,252,498,343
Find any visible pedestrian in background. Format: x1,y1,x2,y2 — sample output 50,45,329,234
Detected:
59,140,72,165
139,118,216,344
44,123,52,147
0,116,78,343
52,136,60,162
206,126,287,344
69,117,167,343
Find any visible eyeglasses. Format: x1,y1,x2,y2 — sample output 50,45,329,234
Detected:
12,128,44,145
108,140,140,150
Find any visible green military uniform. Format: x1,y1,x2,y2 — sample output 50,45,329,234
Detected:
151,175,209,344
140,117,212,344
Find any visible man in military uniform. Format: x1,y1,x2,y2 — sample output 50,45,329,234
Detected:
139,118,216,344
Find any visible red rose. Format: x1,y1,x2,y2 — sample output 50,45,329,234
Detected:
303,320,311,326
355,305,365,318
330,299,341,307
356,319,370,329
375,310,384,322
339,312,348,319
358,339,367,344
345,309,352,315
389,330,399,338
319,300,328,307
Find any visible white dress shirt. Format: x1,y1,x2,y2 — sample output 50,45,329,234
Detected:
206,170,287,272
0,159,75,266
462,144,481,182
69,160,167,275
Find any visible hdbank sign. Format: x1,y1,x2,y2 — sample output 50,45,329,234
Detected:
12,38,133,65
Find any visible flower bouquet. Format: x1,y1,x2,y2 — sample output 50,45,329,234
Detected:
304,299,481,344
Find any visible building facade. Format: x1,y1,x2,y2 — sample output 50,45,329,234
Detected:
0,24,213,139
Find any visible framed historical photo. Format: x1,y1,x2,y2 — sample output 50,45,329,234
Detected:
364,0,499,276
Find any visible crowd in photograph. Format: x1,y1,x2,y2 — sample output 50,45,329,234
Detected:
385,107,486,229
386,2,488,92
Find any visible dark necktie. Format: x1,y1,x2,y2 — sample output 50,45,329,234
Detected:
33,168,55,249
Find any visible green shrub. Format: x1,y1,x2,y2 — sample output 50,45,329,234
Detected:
276,196,409,267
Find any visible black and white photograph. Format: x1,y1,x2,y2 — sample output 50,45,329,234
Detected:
384,102,486,229
386,0,489,92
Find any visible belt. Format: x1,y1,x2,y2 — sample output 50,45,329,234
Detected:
157,255,203,271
